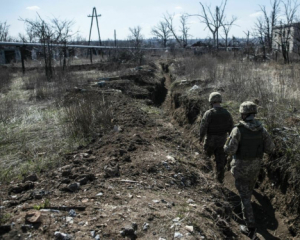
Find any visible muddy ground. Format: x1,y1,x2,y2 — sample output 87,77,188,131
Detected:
0,61,297,240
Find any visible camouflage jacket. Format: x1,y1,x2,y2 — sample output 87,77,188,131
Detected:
224,119,275,157
199,107,234,142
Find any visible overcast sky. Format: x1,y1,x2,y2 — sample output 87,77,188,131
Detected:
0,0,285,41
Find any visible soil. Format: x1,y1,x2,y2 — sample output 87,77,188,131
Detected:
0,61,297,240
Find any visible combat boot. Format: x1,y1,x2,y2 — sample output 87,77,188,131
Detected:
240,225,258,240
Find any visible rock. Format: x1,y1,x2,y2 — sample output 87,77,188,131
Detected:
104,162,120,178
173,217,180,222
54,231,72,240
90,231,96,237
31,189,49,199
158,238,166,240
174,232,183,239
161,199,167,204
62,170,72,177
22,174,38,183
120,226,137,239
132,222,138,231
68,183,80,192
95,235,100,240
143,222,150,231
0,225,11,234
186,199,195,204
78,177,88,185
185,225,194,232
66,217,73,224
9,182,35,194
69,209,76,217
21,224,33,232
152,200,160,203
96,192,103,197
25,210,42,223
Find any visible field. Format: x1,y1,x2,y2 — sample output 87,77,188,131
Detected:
0,51,300,239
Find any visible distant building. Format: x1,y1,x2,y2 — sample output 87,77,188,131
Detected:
0,47,21,64
272,22,300,53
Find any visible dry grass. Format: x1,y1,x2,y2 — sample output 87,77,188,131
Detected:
0,67,114,183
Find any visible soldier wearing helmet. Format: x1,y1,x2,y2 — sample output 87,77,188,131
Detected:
199,92,234,183
224,101,274,239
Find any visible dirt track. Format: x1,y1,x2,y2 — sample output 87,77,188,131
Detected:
0,62,296,239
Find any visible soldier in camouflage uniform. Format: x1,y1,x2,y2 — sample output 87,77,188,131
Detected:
224,101,274,239
200,92,234,183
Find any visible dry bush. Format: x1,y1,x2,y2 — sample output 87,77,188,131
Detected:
63,93,113,138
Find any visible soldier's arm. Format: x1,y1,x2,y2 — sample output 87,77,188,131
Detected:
228,112,234,132
224,127,241,155
199,111,211,142
262,128,275,154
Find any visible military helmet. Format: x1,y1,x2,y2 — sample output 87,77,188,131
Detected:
209,92,222,103
239,101,257,114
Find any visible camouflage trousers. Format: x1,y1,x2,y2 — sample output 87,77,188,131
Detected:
204,136,227,182
231,158,261,228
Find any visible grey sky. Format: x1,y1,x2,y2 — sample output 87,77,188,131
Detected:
0,0,282,41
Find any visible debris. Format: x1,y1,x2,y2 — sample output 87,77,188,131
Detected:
120,226,137,239
9,182,35,194
22,174,38,183
69,209,76,217
21,224,33,232
113,125,122,132
185,225,194,232
143,222,150,231
188,85,200,92
104,162,120,178
95,235,100,240
40,209,60,213
166,155,176,163
25,210,41,223
81,198,89,203
90,231,96,237
152,200,160,203
186,199,195,204
66,217,73,224
174,232,184,239
54,231,72,240
173,217,180,222
96,192,103,197
132,222,138,231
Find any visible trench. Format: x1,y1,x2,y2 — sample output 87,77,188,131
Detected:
156,62,296,239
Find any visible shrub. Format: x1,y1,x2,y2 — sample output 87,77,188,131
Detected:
63,93,113,138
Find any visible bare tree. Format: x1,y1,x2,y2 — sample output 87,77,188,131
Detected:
221,16,237,49
151,21,171,48
274,0,300,63
129,26,143,49
259,0,280,52
20,14,75,78
0,21,10,41
163,13,190,48
18,25,35,43
191,0,228,48
128,26,144,64
179,14,190,47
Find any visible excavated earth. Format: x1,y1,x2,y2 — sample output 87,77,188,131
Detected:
0,61,297,240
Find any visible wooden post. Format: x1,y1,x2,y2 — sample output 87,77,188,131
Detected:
90,48,93,64
20,46,25,74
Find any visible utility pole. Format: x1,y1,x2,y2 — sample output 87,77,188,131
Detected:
114,29,117,47
87,7,102,63
87,7,102,46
